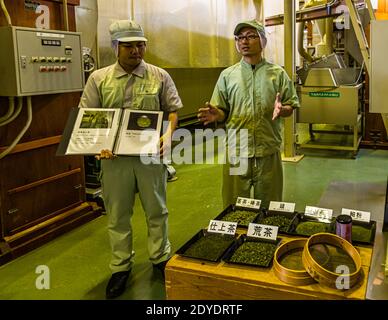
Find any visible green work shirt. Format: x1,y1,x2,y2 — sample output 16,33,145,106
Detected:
79,60,183,113
211,58,300,158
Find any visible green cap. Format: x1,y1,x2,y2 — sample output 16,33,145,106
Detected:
233,19,267,49
234,19,265,35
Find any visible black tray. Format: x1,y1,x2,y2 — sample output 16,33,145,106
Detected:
214,204,263,228
255,208,301,234
223,235,282,268
175,229,238,262
334,219,377,245
291,215,335,237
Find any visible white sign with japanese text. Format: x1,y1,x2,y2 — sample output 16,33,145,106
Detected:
247,223,278,241
236,197,261,210
341,208,371,223
207,220,238,235
269,201,295,213
305,206,333,221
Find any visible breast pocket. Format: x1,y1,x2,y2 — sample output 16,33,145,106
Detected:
101,86,123,108
133,84,160,110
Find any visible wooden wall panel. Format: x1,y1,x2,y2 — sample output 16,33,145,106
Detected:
0,144,83,188
0,95,81,146
0,0,78,30
0,93,80,147
6,169,83,235
0,0,101,265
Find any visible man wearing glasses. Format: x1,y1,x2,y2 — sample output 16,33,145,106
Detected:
198,19,299,210
79,20,183,299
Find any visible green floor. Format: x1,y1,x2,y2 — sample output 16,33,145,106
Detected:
0,145,387,300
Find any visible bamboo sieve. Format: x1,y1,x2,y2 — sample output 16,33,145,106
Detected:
273,238,316,286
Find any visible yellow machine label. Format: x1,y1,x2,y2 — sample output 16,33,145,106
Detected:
309,92,341,98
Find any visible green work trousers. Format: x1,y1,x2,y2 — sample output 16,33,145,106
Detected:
100,157,170,273
222,151,283,210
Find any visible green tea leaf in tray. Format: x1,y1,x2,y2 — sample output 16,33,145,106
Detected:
230,241,277,266
261,215,292,232
184,233,234,261
220,210,258,226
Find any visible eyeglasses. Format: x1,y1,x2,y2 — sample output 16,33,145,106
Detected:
119,42,146,49
234,34,260,42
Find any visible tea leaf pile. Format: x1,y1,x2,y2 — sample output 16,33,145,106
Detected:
221,210,258,226
352,225,373,243
184,233,234,261
230,241,277,266
261,215,292,232
296,221,330,236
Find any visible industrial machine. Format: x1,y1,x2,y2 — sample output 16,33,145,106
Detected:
294,0,372,157
0,25,84,96
296,53,363,156
265,0,388,156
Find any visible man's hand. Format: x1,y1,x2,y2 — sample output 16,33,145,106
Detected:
95,149,116,160
272,92,282,121
159,132,172,157
197,102,225,125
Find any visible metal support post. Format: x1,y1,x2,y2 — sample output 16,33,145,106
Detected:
283,0,304,162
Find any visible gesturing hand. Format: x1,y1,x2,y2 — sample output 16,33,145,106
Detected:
272,92,282,121
197,102,222,125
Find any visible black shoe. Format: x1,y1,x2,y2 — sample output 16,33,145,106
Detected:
153,259,169,273
105,270,130,299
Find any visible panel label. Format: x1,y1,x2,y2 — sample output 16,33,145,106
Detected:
309,92,340,98
247,223,278,241
208,220,237,235
305,206,333,221
236,197,261,210
269,201,295,213
341,208,371,223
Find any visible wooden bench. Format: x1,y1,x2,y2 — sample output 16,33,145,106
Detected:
165,235,373,300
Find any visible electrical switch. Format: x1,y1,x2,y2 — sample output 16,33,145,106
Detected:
20,56,27,69
39,66,48,72
39,57,47,62
65,46,73,55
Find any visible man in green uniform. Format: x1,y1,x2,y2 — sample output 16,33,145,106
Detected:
79,20,183,299
198,19,299,209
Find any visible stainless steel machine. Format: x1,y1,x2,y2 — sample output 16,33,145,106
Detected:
296,53,363,156
293,0,373,157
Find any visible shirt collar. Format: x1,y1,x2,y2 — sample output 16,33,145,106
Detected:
113,60,146,78
240,58,266,70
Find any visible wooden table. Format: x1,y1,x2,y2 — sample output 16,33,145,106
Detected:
165,235,373,300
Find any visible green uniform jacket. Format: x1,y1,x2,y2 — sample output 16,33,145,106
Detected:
211,58,300,158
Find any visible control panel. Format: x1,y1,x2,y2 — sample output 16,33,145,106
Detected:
0,26,84,96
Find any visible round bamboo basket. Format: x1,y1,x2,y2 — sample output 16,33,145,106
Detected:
302,233,362,289
273,238,316,286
